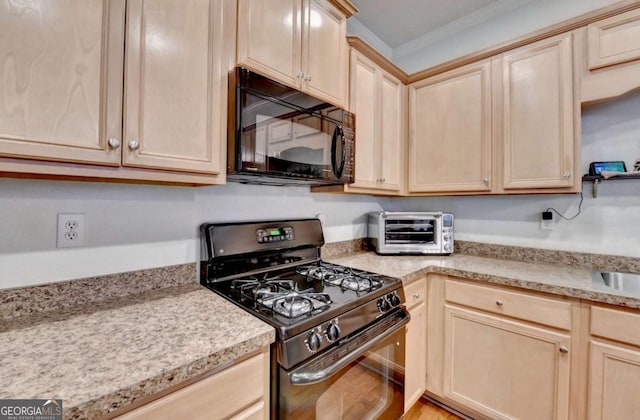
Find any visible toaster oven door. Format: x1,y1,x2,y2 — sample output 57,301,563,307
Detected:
384,218,437,245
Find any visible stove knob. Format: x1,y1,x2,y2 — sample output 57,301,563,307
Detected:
377,297,390,313
326,323,340,342
306,331,322,352
389,292,401,307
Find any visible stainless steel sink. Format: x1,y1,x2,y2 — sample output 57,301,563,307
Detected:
593,271,640,294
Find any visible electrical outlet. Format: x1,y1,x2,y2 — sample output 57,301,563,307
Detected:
57,213,86,248
540,211,554,231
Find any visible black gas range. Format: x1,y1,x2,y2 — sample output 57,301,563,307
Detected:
200,218,408,419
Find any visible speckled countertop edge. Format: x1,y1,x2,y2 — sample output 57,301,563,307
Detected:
0,284,275,420
0,263,197,321
326,251,640,310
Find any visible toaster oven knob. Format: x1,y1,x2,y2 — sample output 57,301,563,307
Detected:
326,323,340,342
389,292,401,307
306,331,322,352
444,244,452,252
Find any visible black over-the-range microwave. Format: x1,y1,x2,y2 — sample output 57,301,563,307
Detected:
227,67,355,186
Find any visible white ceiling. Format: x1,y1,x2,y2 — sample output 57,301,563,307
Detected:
349,0,538,49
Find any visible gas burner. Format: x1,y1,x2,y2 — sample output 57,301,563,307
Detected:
257,289,332,318
295,263,385,293
231,277,295,301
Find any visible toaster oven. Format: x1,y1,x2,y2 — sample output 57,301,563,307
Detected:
368,212,454,255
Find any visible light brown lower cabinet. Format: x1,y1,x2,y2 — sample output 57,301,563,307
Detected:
116,350,269,420
424,275,580,419
588,306,640,419
443,305,571,419
403,278,427,412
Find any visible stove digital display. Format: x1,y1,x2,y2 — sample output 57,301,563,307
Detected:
256,226,295,243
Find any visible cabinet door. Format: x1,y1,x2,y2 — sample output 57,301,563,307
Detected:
349,50,379,189
444,305,571,420
501,33,575,189
117,352,268,420
237,0,301,88
301,0,348,107
0,0,124,165
587,8,640,70
123,0,232,174
378,72,404,192
408,61,492,193
589,340,640,419
405,300,426,412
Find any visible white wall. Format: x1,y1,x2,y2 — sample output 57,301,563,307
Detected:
0,180,383,289
394,0,621,73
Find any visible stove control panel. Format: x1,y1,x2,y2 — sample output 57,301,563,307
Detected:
377,292,401,313
256,226,294,243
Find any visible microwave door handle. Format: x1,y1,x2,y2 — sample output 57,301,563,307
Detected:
288,310,409,385
331,126,346,179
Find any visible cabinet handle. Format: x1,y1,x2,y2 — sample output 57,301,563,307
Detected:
107,138,121,149
412,293,420,299
297,72,304,79
381,178,386,183
563,172,571,178
128,140,140,151
496,299,504,306
483,178,490,184
559,346,569,354
305,75,312,82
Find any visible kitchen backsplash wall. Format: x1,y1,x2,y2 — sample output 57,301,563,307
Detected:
0,180,384,289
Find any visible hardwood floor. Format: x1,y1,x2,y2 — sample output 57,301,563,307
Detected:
403,398,463,420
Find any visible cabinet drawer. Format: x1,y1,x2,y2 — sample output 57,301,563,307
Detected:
591,306,640,347
445,279,572,330
588,8,640,70
117,352,267,420
404,279,426,310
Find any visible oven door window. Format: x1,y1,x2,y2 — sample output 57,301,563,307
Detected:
239,89,343,180
279,314,406,419
385,219,436,244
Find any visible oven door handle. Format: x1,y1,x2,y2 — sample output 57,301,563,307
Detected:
288,309,409,385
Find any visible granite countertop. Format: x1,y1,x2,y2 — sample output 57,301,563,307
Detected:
0,283,275,419
326,252,640,309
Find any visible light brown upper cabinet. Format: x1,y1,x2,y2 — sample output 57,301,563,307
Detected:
348,49,405,193
408,32,579,195
122,0,231,175
580,7,640,103
0,0,125,166
0,0,234,184
311,37,406,196
501,33,576,190
587,7,640,70
408,60,492,194
237,0,352,108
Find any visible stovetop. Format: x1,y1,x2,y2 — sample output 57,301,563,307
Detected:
207,261,402,339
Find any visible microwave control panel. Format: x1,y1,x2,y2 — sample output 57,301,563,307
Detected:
256,226,295,243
